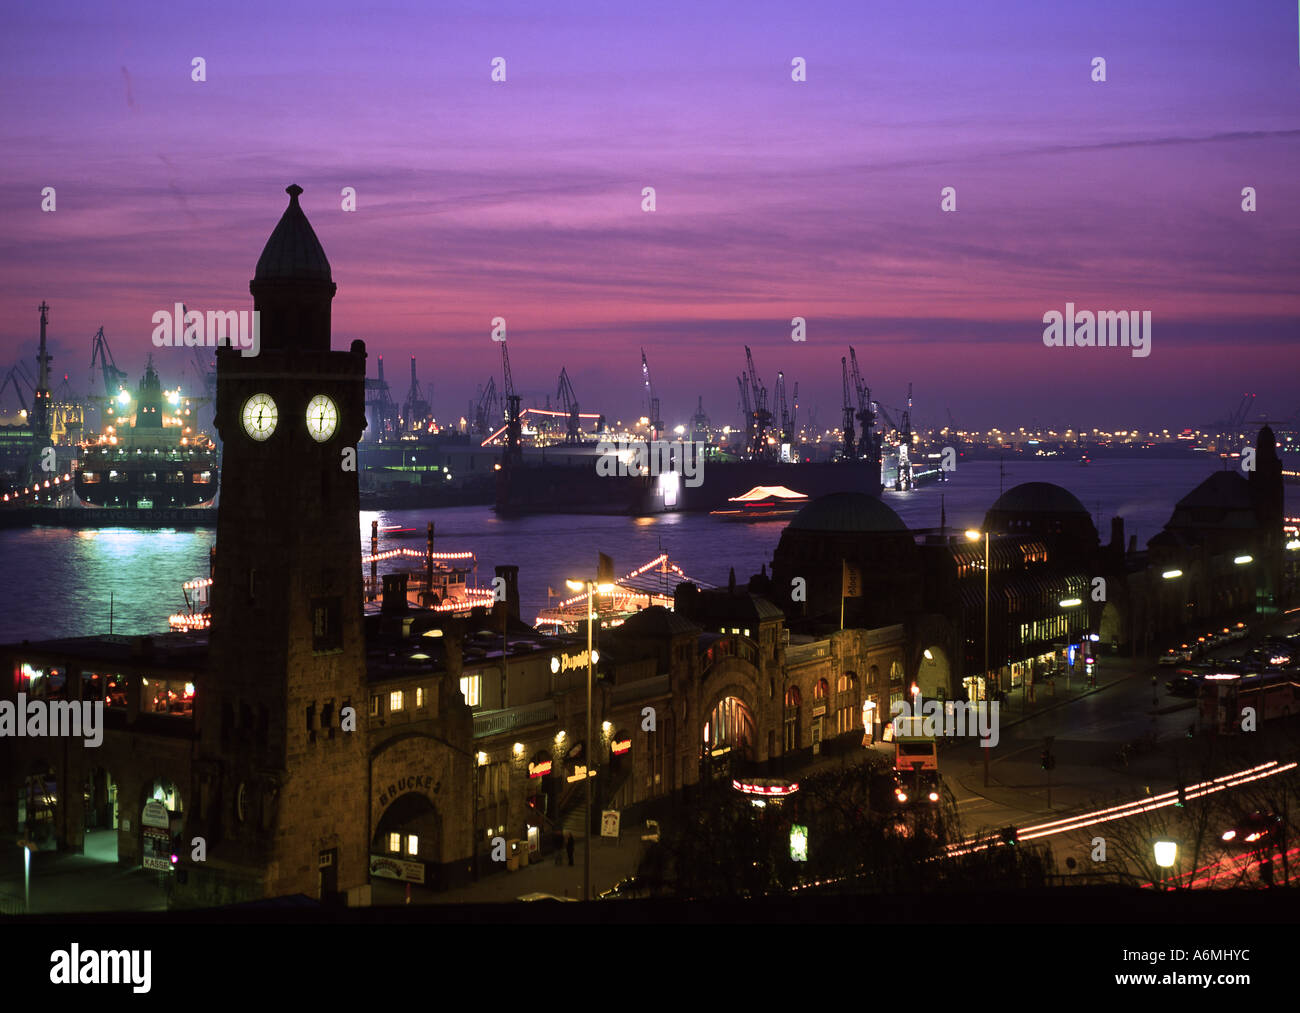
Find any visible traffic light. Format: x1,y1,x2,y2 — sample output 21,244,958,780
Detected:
1040,750,1055,770
999,825,1019,846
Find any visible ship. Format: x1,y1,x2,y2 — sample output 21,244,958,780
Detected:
74,359,219,510
709,485,809,522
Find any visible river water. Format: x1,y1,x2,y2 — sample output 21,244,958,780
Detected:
0,458,1286,643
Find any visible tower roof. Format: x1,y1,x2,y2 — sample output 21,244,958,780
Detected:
254,184,332,283
988,482,1088,516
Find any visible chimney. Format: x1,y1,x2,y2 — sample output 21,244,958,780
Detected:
381,572,409,614
494,565,520,623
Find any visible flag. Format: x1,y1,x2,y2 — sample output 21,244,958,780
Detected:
842,560,863,598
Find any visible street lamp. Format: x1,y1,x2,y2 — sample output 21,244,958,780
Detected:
966,529,991,786
565,575,615,901
1153,838,1178,891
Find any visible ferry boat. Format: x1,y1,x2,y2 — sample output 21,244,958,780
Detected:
75,359,218,509
709,485,809,521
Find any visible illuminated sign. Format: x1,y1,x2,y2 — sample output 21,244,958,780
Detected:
528,760,552,778
566,765,595,783
732,779,799,797
369,855,426,884
790,825,808,862
552,650,599,674
611,737,631,755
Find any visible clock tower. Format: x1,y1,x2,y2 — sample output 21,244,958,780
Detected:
181,185,369,906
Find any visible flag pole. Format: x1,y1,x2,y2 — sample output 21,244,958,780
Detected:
840,560,845,631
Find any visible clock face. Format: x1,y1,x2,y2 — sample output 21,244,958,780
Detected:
306,394,339,442
241,393,278,441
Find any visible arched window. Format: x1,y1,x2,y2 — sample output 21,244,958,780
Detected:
784,686,802,751
836,673,858,735
814,679,828,701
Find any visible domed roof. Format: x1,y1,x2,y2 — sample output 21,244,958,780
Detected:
254,185,332,282
788,492,908,534
988,482,1088,516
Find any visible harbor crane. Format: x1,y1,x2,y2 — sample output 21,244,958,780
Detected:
774,371,792,448
0,360,35,413
365,355,399,441
89,326,129,398
471,377,498,437
556,367,581,443
402,356,431,432
840,357,856,460
744,346,773,458
502,339,522,463
640,349,663,441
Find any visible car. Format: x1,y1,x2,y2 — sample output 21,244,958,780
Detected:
1219,811,1282,853
1165,670,1202,697
1229,622,1249,641
517,892,578,902
1158,649,1184,666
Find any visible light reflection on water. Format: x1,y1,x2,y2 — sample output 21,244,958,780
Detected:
0,458,1287,642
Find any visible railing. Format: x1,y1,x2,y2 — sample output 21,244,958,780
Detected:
472,699,557,739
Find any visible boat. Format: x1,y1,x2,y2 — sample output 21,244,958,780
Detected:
709,485,809,521
74,359,219,510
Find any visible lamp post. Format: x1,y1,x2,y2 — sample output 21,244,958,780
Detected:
1153,838,1178,891
566,575,615,902
966,529,990,786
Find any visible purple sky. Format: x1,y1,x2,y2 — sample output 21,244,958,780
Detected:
2,0,1298,433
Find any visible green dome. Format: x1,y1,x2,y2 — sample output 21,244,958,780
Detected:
988,482,1088,516
788,492,908,534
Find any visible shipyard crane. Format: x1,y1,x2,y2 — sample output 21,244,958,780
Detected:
89,327,128,398
790,381,799,437
691,395,710,444
847,346,879,461
639,349,663,441
0,360,35,413
744,346,773,458
774,371,791,447
365,354,400,441
840,357,856,460
501,339,522,462
556,367,580,443
471,377,498,436
402,357,431,432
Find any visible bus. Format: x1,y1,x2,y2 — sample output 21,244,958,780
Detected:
1198,669,1300,734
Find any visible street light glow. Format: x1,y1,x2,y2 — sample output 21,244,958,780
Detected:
1233,555,1252,565
965,529,981,541
1153,839,1178,868
1162,569,1183,579
1059,598,1082,608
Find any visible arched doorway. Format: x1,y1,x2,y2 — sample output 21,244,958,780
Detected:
917,646,951,699
702,695,756,778
20,761,58,850
371,792,441,889
83,766,118,862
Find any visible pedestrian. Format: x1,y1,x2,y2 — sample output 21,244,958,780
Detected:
565,831,575,866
